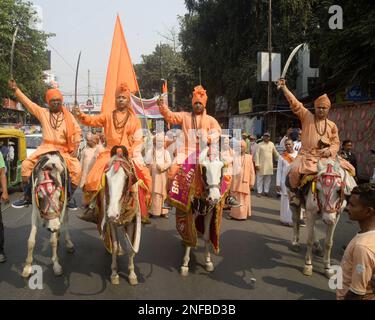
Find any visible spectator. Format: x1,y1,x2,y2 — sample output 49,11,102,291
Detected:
276,139,298,226
254,132,280,197
0,151,9,263
228,140,255,220
336,183,375,300
340,140,358,179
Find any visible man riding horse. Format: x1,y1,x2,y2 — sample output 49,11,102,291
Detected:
73,82,152,222
276,78,355,204
157,85,240,207
8,80,82,210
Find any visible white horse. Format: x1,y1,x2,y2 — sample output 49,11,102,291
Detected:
180,148,225,276
290,157,356,278
99,146,141,285
22,152,74,278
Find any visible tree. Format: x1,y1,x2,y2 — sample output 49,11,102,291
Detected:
135,43,195,110
0,0,52,105
179,0,375,114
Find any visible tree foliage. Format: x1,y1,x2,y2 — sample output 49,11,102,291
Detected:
179,0,375,113
0,0,52,104
135,43,195,110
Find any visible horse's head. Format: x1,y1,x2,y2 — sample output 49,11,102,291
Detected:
35,153,65,232
105,146,131,222
201,158,224,205
316,158,345,225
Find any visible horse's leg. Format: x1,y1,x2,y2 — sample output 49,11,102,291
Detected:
291,205,301,252
50,231,63,276
180,246,191,276
203,212,214,272
303,194,317,276
22,211,38,278
109,222,120,285
323,212,341,278
63,213,74,253
125,222,138,285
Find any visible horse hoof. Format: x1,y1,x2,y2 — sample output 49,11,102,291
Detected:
324,268,335,279
205,262,214,272
22,266,32,278
66,246,75,254
303,265,313,276
291,243,300,252
180,266,189,277
129,275,138,286
111,274,120,285
53,264,63,276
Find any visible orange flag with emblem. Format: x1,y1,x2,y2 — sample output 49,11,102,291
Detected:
101,15,139,114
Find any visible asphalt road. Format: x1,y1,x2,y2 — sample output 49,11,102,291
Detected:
0,190,357,300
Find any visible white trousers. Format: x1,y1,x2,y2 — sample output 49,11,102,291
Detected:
256,174,272,194
280,194,293,224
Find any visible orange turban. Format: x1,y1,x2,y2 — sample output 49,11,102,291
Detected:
115,82,131,99
192,85,208,108
45,89,63,105
314,94,331,109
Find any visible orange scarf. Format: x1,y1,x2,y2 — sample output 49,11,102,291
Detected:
282,151,295,164
61,107,77,153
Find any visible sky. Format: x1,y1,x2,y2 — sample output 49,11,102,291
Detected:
30,0,187,103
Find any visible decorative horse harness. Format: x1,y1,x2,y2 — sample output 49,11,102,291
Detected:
312,163,346,213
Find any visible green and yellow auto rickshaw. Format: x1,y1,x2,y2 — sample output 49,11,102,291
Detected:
0,128,26,190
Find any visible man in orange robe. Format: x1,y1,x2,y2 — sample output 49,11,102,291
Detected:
9,80,82,209
73,83,151,220
157,85,239,206
277,79,355,197
229,140,255,220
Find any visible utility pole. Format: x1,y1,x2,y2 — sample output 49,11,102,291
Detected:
88,69,92,115
267,0,275,140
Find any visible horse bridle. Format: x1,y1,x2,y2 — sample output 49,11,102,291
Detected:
35,170,63,220
104,155,135,223
315,169,345,213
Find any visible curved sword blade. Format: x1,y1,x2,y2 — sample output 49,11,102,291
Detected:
74,51,81,106
281,43,305,79
10,26,19,79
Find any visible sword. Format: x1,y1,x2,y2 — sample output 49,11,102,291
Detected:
74,51,81,108
10,26,19,79
277,43,306,89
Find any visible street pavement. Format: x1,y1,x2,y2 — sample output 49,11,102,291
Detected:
0,190,357,300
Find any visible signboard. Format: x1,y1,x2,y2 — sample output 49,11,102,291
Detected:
346,85,375,101
238,98,253,114
2,98,24,111
86,99,94,109
257,52,281,82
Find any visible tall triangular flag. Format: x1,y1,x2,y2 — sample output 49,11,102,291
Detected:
162,80,167,94
101,15,139,113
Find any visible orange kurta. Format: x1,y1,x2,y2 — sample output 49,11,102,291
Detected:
76,109,151,192
15,89,82,185
159,104,222,181
146,148,172,216
159,104,222,156
230,154,255,219
284,90,354,188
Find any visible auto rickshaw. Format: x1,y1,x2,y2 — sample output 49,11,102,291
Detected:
0,128,26,190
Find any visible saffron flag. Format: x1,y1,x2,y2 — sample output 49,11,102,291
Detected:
101,15,139,113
